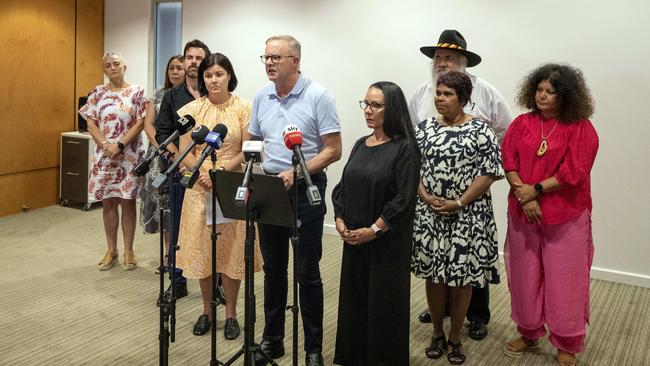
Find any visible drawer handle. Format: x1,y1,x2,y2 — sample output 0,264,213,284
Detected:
66,141,81,144
65,172,80,176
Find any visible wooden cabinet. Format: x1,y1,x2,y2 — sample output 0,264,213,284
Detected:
59,132,98,210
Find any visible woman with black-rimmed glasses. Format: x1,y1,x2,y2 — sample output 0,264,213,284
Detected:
332,81,420,365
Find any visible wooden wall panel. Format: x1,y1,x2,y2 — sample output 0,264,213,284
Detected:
0,169,59,217
0,0,76,175
0,0,104,217
75,0,105,120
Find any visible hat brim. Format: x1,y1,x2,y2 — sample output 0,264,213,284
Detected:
420,46,482,67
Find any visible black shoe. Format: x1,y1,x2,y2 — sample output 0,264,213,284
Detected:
192,314,211,335
224,317,240,340
216,284,226,306
418,309,432,323
157,284,188,306
306,352,324,366
468,320,488,340
254,338,285,366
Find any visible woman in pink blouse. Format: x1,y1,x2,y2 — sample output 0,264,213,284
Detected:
501,64,598,366
80,52,145,271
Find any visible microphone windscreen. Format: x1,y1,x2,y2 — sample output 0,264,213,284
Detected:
205,123,228,150
190,125,210,144
177,115,197,134
283,124,303,150
213,123,228,139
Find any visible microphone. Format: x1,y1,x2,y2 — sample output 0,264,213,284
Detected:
235,138,264,207
282,124,322,206
179,124,228,189
133,115,196,177
152,124,210,189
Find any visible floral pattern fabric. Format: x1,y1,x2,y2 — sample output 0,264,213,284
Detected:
79,85,146,200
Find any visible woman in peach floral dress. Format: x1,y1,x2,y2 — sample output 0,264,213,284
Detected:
176,53,263,340
80,52,145,271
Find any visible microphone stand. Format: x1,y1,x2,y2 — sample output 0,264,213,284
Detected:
223,159,278,366
158,205,170,366
288,154,301,366
209,151,224,366
158,157,178,366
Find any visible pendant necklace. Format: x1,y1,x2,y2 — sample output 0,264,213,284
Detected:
537,119,558,157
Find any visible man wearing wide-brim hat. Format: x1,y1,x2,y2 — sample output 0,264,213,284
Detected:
408,29,512,141
408,29,513,340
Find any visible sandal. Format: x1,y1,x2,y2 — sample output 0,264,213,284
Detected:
425,334,447,359
447,340,466,365
555,351,577,366
98,250,118,271
123,250,137,271
504,336,540,358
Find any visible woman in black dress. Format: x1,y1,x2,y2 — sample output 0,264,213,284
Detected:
332,81,420,366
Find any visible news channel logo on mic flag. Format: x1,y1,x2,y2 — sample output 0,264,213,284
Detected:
205,131,223,149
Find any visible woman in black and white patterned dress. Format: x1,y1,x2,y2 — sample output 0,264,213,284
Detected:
411,71,503,365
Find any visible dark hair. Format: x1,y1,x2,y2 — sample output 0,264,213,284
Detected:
368,81,419,157
436,71,473,107
183,39,211,59
163,54,183,89
198,53,238,96
516,63,594,122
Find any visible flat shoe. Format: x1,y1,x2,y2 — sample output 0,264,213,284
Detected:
425,334,447,359
122,250,137,270
224,317,240,340
555,351,577,366
503,336,540,358
98,250,118,271
468,321,488,340
193,314,211,336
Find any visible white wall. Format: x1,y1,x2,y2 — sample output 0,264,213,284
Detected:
106,0,650,287
104,0,151,91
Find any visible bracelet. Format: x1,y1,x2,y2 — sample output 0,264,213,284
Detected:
456,199,464,208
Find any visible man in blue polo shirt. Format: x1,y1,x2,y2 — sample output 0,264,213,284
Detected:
249,35,342,366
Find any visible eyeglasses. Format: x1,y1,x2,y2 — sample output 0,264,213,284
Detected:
259,55,296,64
359,100,385,112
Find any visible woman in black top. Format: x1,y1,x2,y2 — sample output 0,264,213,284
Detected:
332,81,420,366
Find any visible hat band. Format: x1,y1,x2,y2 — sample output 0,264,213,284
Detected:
436,43,465,50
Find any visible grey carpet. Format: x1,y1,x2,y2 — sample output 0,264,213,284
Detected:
0,206,648,365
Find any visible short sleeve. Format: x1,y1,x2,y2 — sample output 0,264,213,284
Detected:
555,119,599,187
476,120,505,179
79,86,101,122
176,100,197,120
315,91,341,136
133,86,147,120
240,99,252,130
248,94,262,137
501,114,524,172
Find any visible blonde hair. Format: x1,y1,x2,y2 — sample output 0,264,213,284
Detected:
103,52,125,64
266,35,301,59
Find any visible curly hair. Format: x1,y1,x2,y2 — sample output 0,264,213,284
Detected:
436,71,473,107
517,63,594,122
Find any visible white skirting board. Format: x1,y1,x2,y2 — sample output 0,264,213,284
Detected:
323,223,650,289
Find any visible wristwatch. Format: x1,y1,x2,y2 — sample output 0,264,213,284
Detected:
371,223,384,238
117,142,125,152
534,183,544,194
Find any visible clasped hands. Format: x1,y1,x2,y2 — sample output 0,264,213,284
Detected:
335,218,375,245
421,194,460,216
512,182,542,224
102,142,122,158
